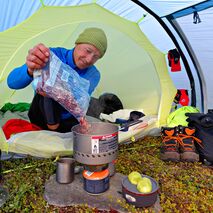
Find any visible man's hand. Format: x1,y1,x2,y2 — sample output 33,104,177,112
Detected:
37,91,47,97
79,117,91,133
26,43,50,76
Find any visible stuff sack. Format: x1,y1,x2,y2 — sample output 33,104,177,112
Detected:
87,93,124,119
167,106,199,127
186,112,213,164
34,51,90,121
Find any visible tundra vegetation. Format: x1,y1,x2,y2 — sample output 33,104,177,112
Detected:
0,136,212,212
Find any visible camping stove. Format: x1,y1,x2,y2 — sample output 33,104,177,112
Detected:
72,122,119,194
72,122,118,165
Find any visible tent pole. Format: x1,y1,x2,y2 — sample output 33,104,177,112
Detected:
131,0,197,108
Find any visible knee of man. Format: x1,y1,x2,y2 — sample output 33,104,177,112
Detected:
47,123,60,130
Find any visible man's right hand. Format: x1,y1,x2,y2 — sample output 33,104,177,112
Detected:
26,43,50,76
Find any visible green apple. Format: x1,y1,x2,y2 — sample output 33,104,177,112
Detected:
137,177,152,193
128,171,142,185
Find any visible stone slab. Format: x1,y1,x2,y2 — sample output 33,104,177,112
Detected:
44,173,161,212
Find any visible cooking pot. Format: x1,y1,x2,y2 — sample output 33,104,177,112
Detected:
122,174,159,208
72,122,118,165
56,157,75,184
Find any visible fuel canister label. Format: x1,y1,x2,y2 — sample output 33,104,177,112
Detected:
91,132,118,153
91,138,99,154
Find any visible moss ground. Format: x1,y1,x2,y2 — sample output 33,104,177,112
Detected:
0,136,212,213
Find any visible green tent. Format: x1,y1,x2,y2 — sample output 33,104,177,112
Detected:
0,3,176,127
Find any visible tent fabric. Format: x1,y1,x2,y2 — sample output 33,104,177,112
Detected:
0,2,177,126
0,0,207,33
137,0,207,17
176,7,213,110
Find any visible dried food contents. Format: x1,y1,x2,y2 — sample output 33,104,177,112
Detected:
34,51,90,124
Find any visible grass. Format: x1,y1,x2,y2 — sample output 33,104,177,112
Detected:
0,136,213,212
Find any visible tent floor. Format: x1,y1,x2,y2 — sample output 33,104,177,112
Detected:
44,173,161,212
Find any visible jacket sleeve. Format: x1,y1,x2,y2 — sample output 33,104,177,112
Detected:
7,64,33,89
88,70,100,95
7,48,61,90
84,66,101,95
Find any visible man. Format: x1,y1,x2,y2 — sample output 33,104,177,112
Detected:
7,27,107,132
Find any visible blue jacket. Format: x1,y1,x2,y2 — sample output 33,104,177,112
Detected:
7,47,101,119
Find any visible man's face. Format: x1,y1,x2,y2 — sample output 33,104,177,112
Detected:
73,43,101,69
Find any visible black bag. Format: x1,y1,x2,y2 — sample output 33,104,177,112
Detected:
87,93,123,119
186,113,213,164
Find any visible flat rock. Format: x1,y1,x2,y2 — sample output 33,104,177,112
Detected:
44,173,161,212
